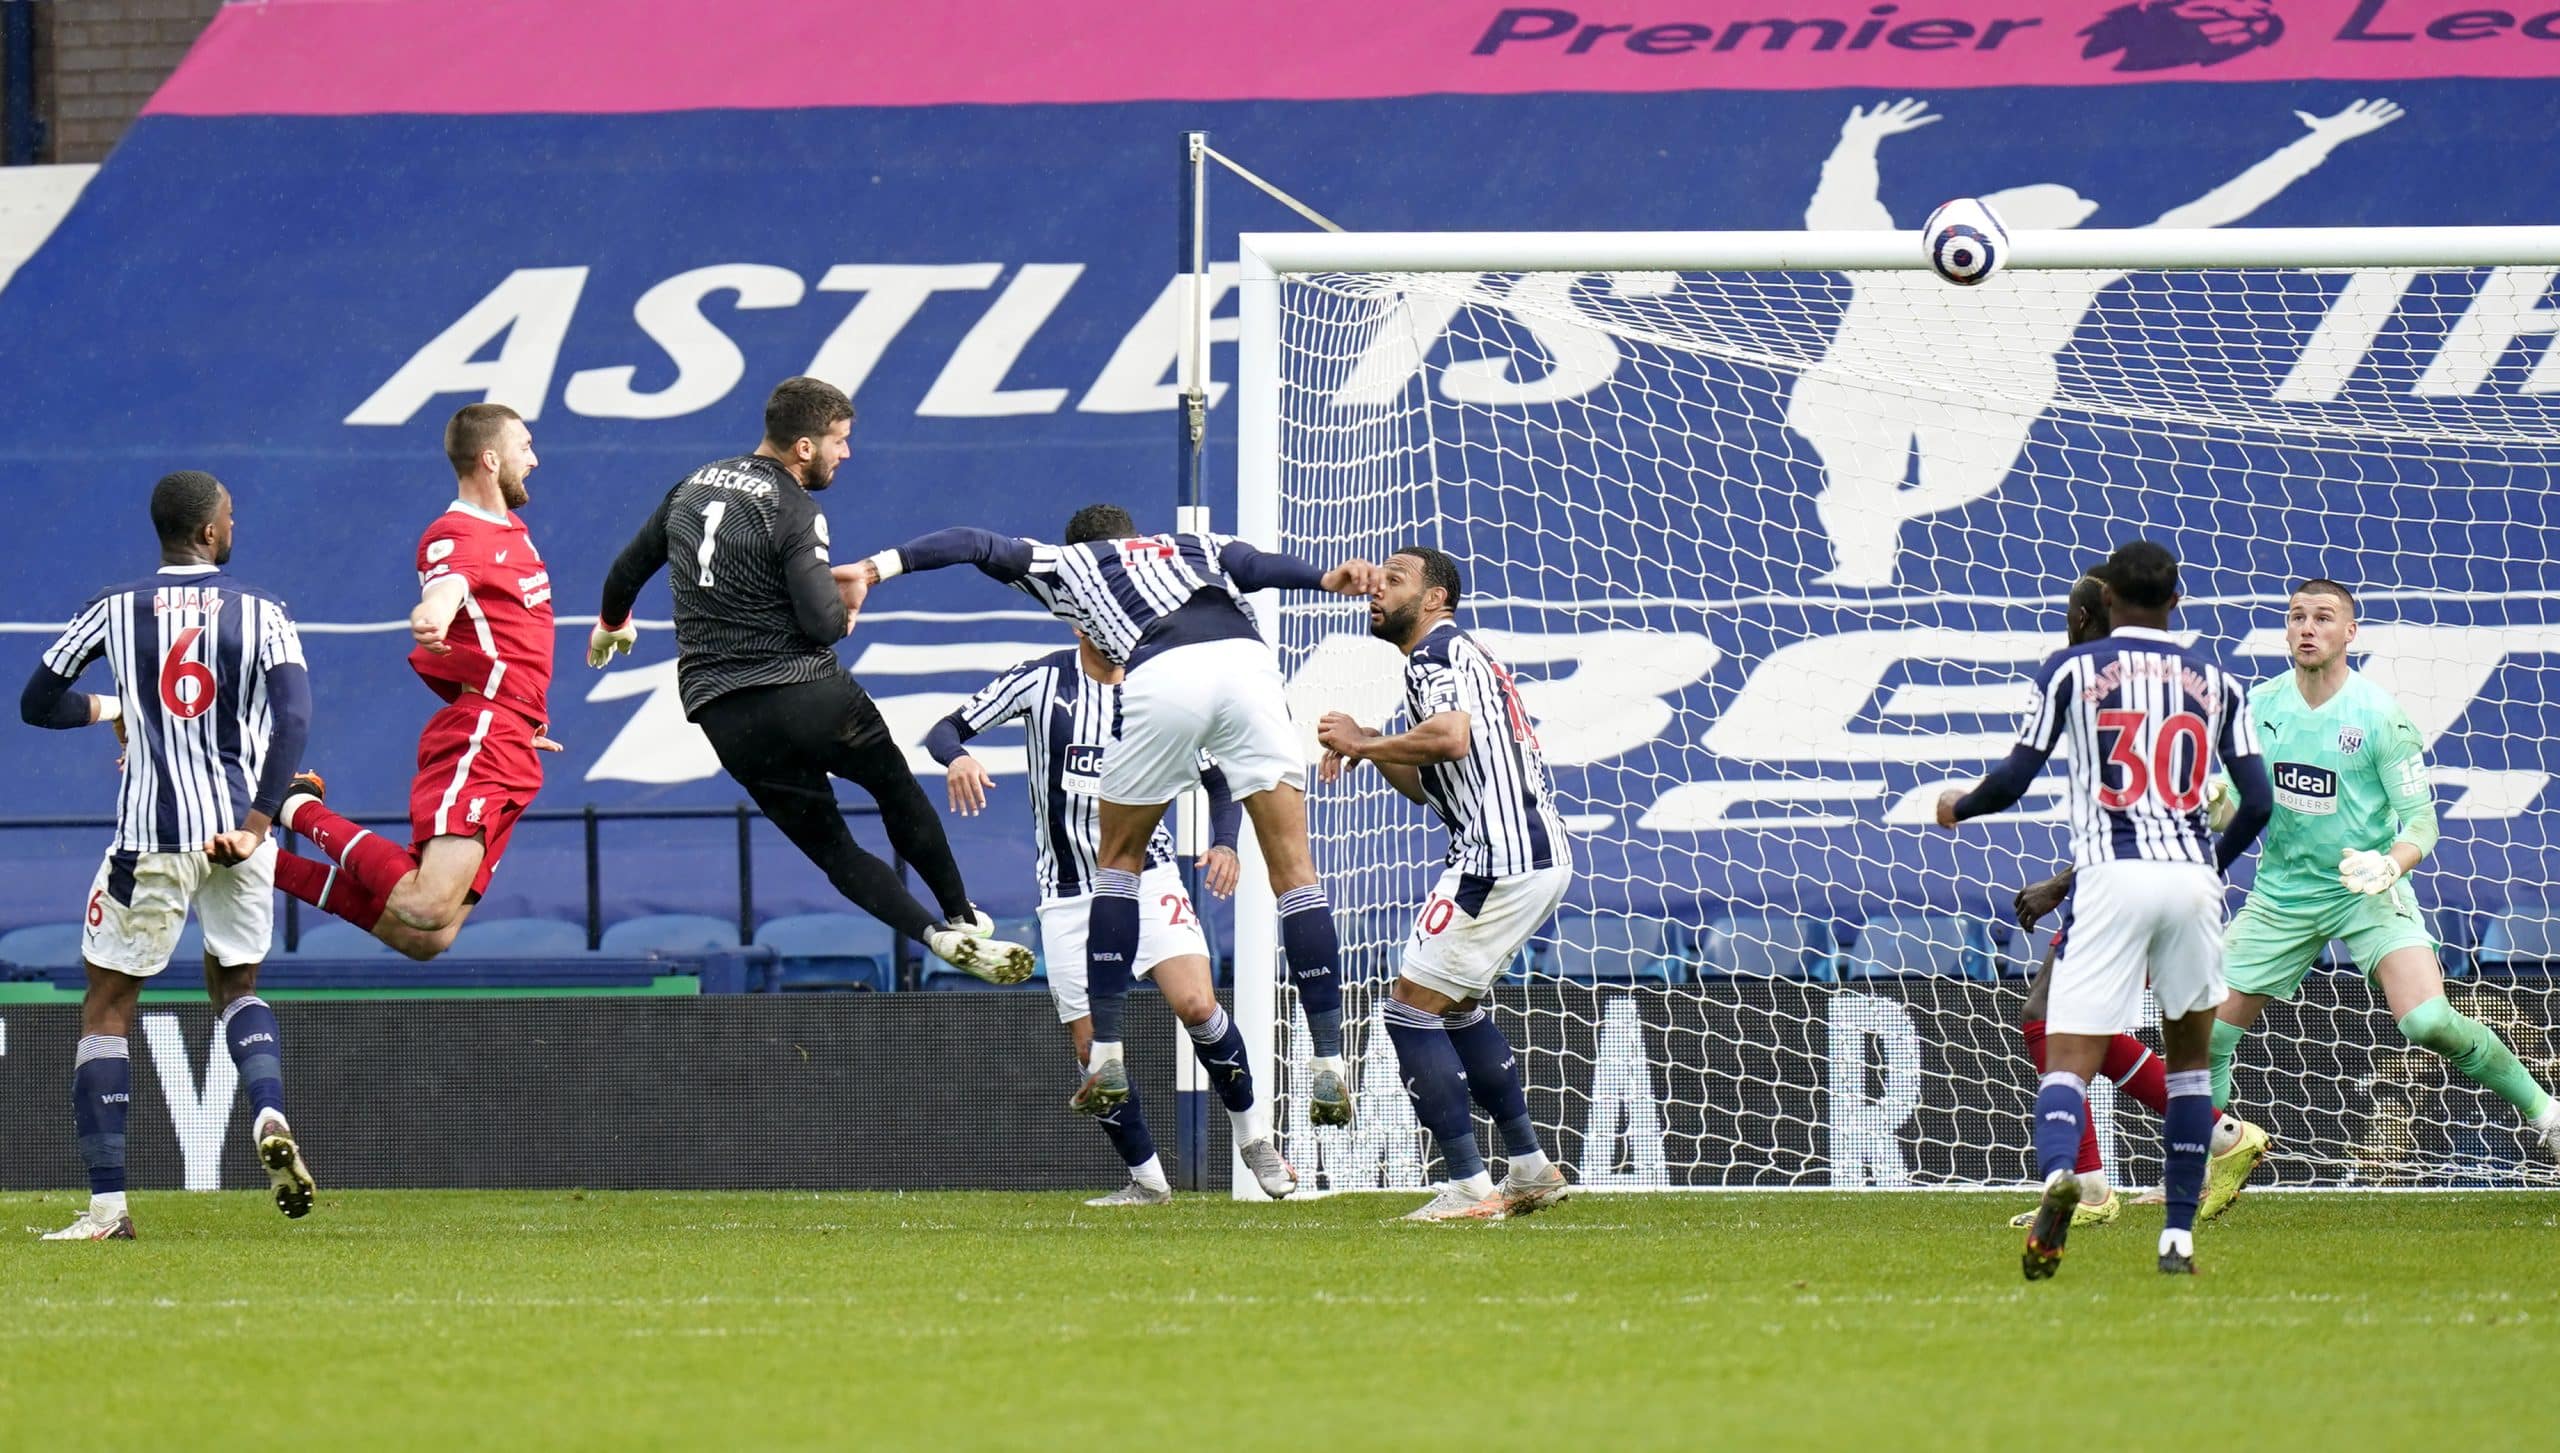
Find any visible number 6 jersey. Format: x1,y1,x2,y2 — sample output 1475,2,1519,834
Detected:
1403,620,1568,877
2014,625,2260,870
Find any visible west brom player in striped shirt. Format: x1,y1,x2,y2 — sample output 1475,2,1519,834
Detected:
925,629,1300,1204
257,405,565,959
2001,569,2261,1234
1315,548,1574,1222
590,378,1029,980
1938,540,2272,1278
18,471,317,1238
848,504,1376,1122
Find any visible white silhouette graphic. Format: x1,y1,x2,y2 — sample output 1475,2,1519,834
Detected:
1790,96,2403,587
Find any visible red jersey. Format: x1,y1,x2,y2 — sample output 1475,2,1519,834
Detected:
410,501,554,724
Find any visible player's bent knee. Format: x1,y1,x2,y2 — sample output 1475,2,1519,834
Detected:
2394,995,2462,1053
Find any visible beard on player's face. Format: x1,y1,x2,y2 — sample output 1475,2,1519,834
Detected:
498,466,530,509
1369,596,1422,644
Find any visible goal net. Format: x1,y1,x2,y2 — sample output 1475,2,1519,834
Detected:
1231,228,2560,1194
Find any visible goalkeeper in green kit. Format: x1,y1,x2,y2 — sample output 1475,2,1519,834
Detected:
2206,579,2560,1174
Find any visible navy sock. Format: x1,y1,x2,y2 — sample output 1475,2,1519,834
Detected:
2033,1073,2088,1183
72,1035,130,1197
1444,1006,1538,1159
1383,998,1483,1181
1278,885,1343,1058
220,995,286,1120
1186,1006,1254,1114
2162,1070,2215,1235
1086,868,1142,1043
1088,1061,1156,1169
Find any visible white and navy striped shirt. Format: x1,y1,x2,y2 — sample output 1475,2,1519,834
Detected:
890,528,1328,672
41,565,307,854
1405,621,1568,878
2014,626,2259,870
943,650,1187,900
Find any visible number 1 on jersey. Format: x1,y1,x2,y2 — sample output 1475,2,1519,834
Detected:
696,501,728,588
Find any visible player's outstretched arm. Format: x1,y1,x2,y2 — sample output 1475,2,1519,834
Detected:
2343,703,2438,893
857,528,1039,589
1935,741,2057,828
591,489,678,666
1215,538,1376,597
2146,99,2401,230
1807,98,1935,231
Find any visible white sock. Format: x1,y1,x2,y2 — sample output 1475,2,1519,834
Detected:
1312,1053,1345,1078
253,1107,289,1140
1510,1148,1554,1180
1087,1041,1124,1069
1231,1103,1272,1147
2530,1097,2559,1130
1130,1155,1169,1192
92,1191,128,1219
1458,1170,1496,1198
2160,1227,2194,1258
2078,1169,2111,1204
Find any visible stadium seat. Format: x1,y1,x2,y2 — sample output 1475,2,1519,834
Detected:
446,918,587,960
1548,913,1683,983
293,920,397,958
923,970,1035,992
1841,915,1984,980
0,922,84,971
599,913,742,958
2478,901,2560,974
756,913,896,992
1698,915,1829,980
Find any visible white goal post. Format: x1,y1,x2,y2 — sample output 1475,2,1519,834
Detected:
1230,224,2560,1197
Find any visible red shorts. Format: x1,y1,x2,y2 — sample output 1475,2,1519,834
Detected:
408,699,545,898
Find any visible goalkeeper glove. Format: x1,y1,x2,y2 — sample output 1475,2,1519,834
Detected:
2339,848,2404,896
587,620,638,669
2202,775,2237,832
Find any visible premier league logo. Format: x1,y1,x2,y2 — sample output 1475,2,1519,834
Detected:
2080,0,2285,73
2338,725,2366,755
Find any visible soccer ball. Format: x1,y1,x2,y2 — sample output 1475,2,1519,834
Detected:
1922,197,2011,287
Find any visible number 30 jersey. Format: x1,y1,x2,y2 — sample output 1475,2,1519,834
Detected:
1403,620,1568,877
2014,625,2259,871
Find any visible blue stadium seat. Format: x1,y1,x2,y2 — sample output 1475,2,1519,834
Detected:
1842,915,1985,980
1698,915,1829,980
756,912,895,992
293,920,396,958
1548,913,1682,983
446,918,587,960
2478,901,2560,974
923,969,1037,992
600,913,741,958
0,922,84,971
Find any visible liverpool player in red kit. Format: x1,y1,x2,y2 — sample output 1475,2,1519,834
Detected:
240,404,559,957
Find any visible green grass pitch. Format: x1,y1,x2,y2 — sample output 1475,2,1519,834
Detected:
6,1189,2555,1451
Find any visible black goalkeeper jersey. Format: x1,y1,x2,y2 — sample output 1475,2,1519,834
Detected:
599,454,847,718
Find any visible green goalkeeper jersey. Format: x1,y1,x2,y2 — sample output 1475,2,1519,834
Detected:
2244,669,2439,906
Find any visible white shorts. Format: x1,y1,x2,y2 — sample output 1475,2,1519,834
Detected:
81,842,277,978
1039,863,1211,1024
1103,638,1304,805
2049,859,2228,1034
1400,863,1573,1003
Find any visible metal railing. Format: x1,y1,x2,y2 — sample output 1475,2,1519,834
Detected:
0,802,924,987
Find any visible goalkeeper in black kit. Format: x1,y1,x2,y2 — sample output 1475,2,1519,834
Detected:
589,376,1032,982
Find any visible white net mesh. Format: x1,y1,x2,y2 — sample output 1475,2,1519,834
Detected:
1258,257,2560,1191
